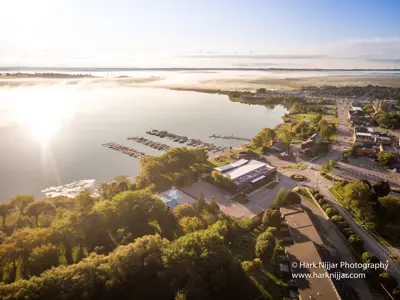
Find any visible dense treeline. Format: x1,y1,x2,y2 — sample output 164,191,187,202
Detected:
332,179,400,243
0,186,266,299
303,85,400,100
135,147,209,190
0,220,260,300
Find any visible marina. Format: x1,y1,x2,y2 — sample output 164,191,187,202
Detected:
127,136,171,151
102,142,149,159
146,129,229,152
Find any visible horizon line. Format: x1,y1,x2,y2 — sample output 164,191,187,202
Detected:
1,67,400,72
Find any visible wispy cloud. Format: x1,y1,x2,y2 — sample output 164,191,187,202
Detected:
181,54,327,60
363,58,400,63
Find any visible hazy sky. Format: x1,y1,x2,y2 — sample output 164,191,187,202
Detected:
1,0,400,68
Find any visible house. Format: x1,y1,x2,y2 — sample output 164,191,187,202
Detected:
374,99,398,112
355,143,378,157
379,145,399,155
214,159,277,190
354,132,372,143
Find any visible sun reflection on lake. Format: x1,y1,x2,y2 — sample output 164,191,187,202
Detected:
7,87,71,144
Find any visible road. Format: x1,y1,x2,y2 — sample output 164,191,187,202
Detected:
282,99,400,283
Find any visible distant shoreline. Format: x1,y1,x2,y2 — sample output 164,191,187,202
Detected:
1,67,400,72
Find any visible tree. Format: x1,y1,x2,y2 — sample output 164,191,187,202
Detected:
251,128,276,148
284,191,301,205
379,272,398,292
175,290,187,300
343,181,372,216
312,114,323,125
179,216,205,234
321,160,336,172
255,231,275,261
280,129,293,150
28,243,59,276
273,187,286,208
261,209,280,227
196,192,207,213
372,180,391,197
319,123,335,141
10,194,34,225
377,152,397,168
348,234,364,253
26,200,56,227
173,204,197,219
0,203,10,231
208,197,220,214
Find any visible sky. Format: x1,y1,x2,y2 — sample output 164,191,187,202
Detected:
1,0,400,69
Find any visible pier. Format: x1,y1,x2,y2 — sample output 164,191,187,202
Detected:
209,134,251,142
127,136,171,151
102,142,149,159
146,129,228,153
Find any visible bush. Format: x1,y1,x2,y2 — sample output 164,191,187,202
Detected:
266,227,278,237
336,221,348,230
325,208,337,217
348,234,364,253
322,204,331,210
284,191,301,205
379,272,398,292
174,204,197,219
248,214,262,231
314,193,323,200
331,215,344,223
342,227,354,238
261,209,280,227
318,198,326,205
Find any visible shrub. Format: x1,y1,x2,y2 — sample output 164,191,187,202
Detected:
379,272,398,292
315,193,323,200
331,215,344,223
174,204,197,219
261,209,280,227
322,204,331,210
284,191,301,205
342,227,354,238
336,221,348,230
348,234,364,253
318,198,326,205
325,208,337,217
266,227,278,237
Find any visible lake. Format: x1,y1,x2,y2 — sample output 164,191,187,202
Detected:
0,85,287,200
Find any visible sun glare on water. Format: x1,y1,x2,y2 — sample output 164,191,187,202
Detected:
10,87,70,144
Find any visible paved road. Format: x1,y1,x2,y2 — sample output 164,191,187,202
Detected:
282,100,400,283
300,194,376,299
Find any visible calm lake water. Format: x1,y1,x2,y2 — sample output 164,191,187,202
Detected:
0,85,287,200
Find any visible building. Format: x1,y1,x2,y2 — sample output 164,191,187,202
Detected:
280,205,340,300
158,187,196,208
354,132,372,143
355,143,377,157
374,99,398,112
214,159,276,190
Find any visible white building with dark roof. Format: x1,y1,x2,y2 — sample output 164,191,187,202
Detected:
214,159,277,189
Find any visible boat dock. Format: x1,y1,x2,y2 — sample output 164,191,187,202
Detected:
102,142,149,159
146,129,228,153
209,134,251,142
127,136,171,151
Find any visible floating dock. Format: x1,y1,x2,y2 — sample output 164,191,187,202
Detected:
102,142,149,159
146,129,228,153
209,134,251,142
127,136,171,151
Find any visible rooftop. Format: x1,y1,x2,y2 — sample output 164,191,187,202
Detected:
286,241,341,300
158,187,196,208
215,159,276,186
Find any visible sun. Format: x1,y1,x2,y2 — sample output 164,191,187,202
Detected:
9,87,68,144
